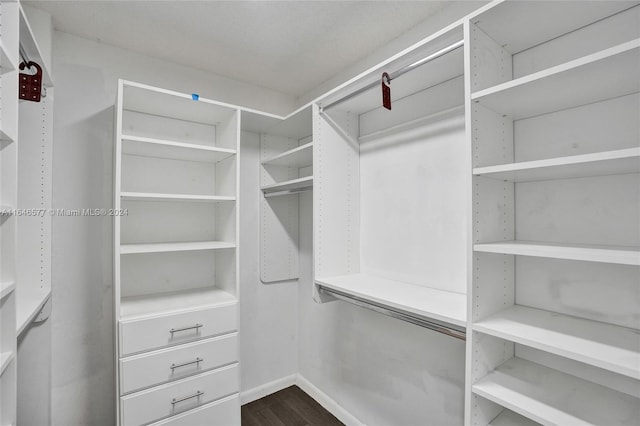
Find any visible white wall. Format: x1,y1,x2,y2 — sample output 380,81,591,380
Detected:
50,31,297,425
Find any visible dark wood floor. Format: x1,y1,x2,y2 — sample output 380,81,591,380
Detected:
241,386,344,426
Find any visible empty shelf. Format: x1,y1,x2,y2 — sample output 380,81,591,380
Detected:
0,40,17,74
0,281,15,300
473,148,640,182
472,357,640,426
474,305,640,379
489,410,540,426
315,273,466,328
16,290,51,336
120,287,237,320
121,192,235,203
474,241,640,265
120,241,235,255
121,135,236,163
0,351,15,376
472,39,640,119
261,176,313,194
262,142,313,168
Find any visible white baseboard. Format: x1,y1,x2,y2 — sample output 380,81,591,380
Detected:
240,374,297,404
295,374,364,426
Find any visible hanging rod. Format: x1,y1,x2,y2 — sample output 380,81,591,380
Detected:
321,39,464,112
317,285,466,340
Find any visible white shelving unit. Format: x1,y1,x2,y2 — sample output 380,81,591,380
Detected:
0,2,19,424
467,2,640,425
115,80,241,425
313,25,468,334
243,105,313,283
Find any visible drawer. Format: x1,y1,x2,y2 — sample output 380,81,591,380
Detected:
120,303,237,356
121,363,239,426
120,333,238,394
149,394,240,426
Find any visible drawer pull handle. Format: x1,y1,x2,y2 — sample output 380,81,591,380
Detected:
170,357,203,371
171,390,204,406
169,324,203,336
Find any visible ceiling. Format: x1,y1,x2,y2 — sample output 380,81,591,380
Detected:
25,1,454,98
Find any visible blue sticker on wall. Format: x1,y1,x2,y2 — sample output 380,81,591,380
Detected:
192,94,200,101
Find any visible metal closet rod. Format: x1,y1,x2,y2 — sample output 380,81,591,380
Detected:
317,285,466,340
321,39,464,112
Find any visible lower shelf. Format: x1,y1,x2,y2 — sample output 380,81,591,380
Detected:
16,290,51,336
120,241,235,255
261,176,313,195
315,273,466,328
472,357,640,426
489,410,539,426
120,287,237,320
0,281,15,300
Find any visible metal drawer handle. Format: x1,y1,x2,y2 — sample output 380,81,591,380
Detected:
169,324,203,336
170,357,203,371
171,390,204,406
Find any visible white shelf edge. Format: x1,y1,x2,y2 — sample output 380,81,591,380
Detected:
16,290,51,336
120,241,236,255
261,176,313,194
121,192,235,202
471,38,640,101
0,39,18,74
473,147,640,182
1,127,17,146
18,4,53,87
261,141,313,166
121,134,236,156
0,351,15,376
489,409,540,426
474,305,640,380
315,273,467,328
474,241,640,265
0,281,16,300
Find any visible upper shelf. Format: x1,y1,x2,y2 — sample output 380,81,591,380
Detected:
473,147,640,182
261,176,313,195
122,80,238,125
262,142,313,168
472,39,640,120
0,351,15,376
0,40,17,75
472,357,640,426
242,105,312,140
16,289,50,336
474,241,640,266
19,5,53,87
121,192,235,203
120,240,235,255
315,273,466,328
120,287,237,321
474,305,640,380
473,1,638,54
121,135,236,163
0,281,15,300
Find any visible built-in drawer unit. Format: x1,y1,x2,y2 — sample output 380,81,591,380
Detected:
120,363,239,426
120,333,238,394
119,303,237,356
148,394,240,426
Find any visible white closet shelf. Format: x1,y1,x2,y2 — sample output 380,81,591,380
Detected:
261,142,313,168
472,357,640,426
488,410,539,426
471,39,640,120
473,147,640,182
0,351,15,376
16,290,51,336
315,273,466,327
19,5,53,86
261,176,313,194
474,305,640,379
0,281,15,300
0,127,17,145
120,240,235,255
121,192,235,203
122,80,237,126
120,287,237,320
474,241,640,265
121,135,236,163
